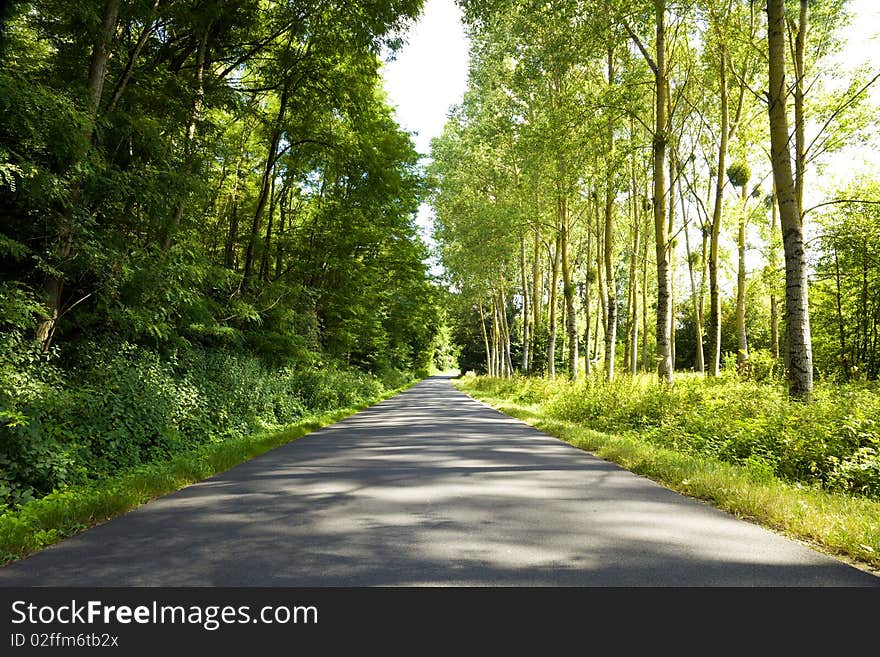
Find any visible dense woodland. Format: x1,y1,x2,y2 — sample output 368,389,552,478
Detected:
0,0,451,509
433,0,880,394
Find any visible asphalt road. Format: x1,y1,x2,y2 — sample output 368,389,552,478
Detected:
0,375,877,586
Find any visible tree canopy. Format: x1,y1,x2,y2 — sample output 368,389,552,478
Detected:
0,0,450,509
431,0,880,399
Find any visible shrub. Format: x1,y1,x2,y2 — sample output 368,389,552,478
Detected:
467,373,880,501
0,337,402,512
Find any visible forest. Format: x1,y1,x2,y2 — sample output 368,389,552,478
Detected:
432,0,880,502
0,0,450,513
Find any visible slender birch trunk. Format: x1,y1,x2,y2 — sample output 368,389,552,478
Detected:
560,195,578,380
653,1,673,383
708,46,728,377
767,0,813,400
769,186,780,361
548,233,561,379
531,226,541,369
736,184,749,367
478,300,491,376
243,82,289,287
520,235,530,372
629,195,641,375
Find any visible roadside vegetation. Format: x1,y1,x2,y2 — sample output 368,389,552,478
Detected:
0,374,415,566
456,372,880,574
0,1,457,561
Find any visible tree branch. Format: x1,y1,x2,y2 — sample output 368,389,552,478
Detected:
803,198,880,216
620,19,657,75
803,70,880,161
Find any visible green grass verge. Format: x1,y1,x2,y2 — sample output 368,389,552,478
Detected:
455,379,880,576
0,379,418,567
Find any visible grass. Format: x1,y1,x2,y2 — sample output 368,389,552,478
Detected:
455,374,880,576
0,378,417,567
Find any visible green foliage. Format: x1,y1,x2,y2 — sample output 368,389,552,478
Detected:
0,283,73,507
464,373,880,501
0,338,402,513
726,161,751,188
0,0,439,513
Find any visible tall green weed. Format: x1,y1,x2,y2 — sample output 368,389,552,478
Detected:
464,373,880,500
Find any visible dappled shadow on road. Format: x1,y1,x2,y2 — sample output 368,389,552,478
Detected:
1,376,877,587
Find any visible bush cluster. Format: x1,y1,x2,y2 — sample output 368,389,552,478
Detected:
466,373,880,500
0,338,399,512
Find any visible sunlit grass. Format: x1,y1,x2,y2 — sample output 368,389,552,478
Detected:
456,374,880,575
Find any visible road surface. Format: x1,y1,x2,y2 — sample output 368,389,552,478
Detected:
0,376,876,586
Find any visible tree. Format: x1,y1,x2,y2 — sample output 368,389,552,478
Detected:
622,0,674,383
767,0,812,400
727,160,751,368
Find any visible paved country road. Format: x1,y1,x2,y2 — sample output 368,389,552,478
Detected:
0,376,877,587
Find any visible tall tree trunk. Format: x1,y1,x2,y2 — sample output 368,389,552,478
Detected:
603,181,616,381
548,233,561,379
584,217,593,377
495,288,505,377
275,184,289,279
492,298,501,377
106,0,161,114
243,83,290,287
653,0,673,383
35,0,120,351
595,207,607,368
226,190,240,270
520,234,530,372
560,195,578,380
793,0,807,221
668,144,676,370
683,181,704,373
699,219,709,364
860,244,869,367
833,248,848,376
85,0,121,117
224,126,250,270
708,46,728,377
629,201,640,375
259,169,278,281
531,226,541,369
641,210,649,372
767,0,813,400
478,301,491,376
623,174,632,373
500,285,514,377
736,184,749,367
491,299,499,377
603,46,617,382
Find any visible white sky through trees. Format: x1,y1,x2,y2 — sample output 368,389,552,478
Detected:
381,0,469,266
381,0,880,161
382,0,470,158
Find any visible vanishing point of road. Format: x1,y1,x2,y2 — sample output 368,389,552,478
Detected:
0,376,876,586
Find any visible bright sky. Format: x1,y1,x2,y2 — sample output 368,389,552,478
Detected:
380,0,470,261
